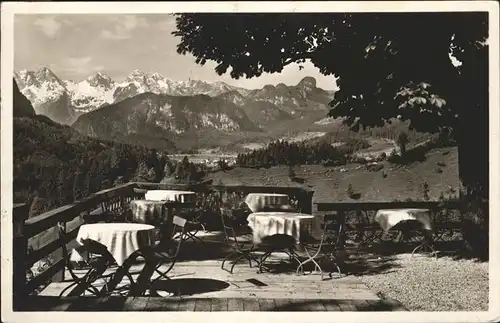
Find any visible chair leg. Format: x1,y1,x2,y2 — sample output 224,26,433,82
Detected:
325,250,343,280
258,251,273,273
154,259,177,280
59,281,79,297
178,231,204,243
244,246,259,268
221,255,230,271
152,258,177,282
86,282,102,296
230,253,248,274
189,232,204,243
328,262,342,278
296,255,323,277
246,251,259,268
411,241,437,258
153,268,173,282
288,249,301,265
296,245,323,276
221,251,239,272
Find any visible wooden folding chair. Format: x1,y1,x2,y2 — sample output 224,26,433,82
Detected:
151,215,188,282
106,216,188,297
100,195,131,223
58,222,117,297
220,208,259,273
256,234,300,274
171,207,206,243
296,214,343,280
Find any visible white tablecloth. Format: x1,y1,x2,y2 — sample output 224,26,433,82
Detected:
375,209,433,232
145,190,197,203
246,212,322,244
70,223,156,266
244,193,290,213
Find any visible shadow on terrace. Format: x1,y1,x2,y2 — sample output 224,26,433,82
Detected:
13,181,466,312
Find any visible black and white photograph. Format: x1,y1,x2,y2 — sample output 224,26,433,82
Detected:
1,1,499,322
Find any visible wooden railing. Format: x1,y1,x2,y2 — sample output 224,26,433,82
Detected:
13,183,138,307
12,182,314,307
315,200,464,248
133,182,315,214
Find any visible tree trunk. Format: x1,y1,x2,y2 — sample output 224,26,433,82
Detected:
456,98,489,259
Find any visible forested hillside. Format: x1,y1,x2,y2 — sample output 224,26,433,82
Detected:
13,80,204,218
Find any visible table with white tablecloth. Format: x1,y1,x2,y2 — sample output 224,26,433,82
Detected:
375,208,436,257
130,200,170,224
70,223,156,266
130,199,177,245
244,193,290,213
145,190,197,203
246,212,323,245
375,208,433,232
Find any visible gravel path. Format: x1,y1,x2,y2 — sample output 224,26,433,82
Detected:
360,253,489,311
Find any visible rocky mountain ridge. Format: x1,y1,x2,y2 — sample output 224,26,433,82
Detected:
15,67,335,125
15,67,336,151
14,68,258,124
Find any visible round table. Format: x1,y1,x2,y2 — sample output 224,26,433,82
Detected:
244,193,290,213
70,223,156,266
130,199,178,245
246,212,322,245
144,190,197,203
130,200,170,224
374,208,436,257
375,208,432,232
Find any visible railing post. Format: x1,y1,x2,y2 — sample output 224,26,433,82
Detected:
51,221,65,283
13,203,29,310
161,204,174,246
337,210,347,260
299,189,314,214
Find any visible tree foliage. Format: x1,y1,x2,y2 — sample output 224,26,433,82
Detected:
14,113,206,215
173,12,488,197
236,137,375,168
173,12,489,256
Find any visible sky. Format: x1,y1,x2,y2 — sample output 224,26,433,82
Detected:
14,14,339,90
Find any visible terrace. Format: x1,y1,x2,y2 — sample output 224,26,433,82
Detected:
12,182,468,312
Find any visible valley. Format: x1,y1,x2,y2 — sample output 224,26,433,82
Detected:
13,67,455,207
207,146,459,202
15,68,343,154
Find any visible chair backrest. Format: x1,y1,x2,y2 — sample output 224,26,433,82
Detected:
100,195,128,222
57,222,114,278
101,196,116,212
219,208,233,243
133,188,148,199
170,215,188,256
172,215,187,229
322,213,344,248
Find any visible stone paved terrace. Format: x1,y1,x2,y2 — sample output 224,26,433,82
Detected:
23,232,407,312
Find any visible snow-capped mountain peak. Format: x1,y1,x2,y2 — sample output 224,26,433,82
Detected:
67,72,116,113
35,67,64,85
17,69,33,81
86,72,114,89
150,72,166,81
15,67,332,126
15,70,38,88
14,67,74,124
125,69,147,83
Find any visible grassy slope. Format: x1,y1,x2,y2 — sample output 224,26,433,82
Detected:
208,146,458,203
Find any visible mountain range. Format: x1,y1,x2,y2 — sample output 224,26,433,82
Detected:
15,68,255,124
14,67,335,151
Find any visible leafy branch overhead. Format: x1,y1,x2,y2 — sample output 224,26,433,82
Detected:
172,13,487,136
